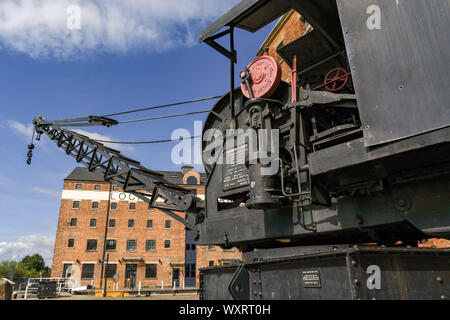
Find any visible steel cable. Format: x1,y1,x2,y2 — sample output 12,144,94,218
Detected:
116,110,210,124
94,135,201,144
101,95,222,118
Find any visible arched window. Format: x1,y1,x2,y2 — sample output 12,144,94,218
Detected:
187,176,198,185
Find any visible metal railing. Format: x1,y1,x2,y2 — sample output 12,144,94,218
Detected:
17,277,73,299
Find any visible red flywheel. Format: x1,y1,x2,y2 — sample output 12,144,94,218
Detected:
241,55,282,99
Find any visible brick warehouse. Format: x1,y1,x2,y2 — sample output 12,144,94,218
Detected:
51,166,241,290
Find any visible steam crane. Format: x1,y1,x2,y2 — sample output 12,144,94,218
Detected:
28,0,450,300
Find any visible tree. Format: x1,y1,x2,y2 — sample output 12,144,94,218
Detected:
0,261,17,278
21,254,46,272
0,254,51,280
0,261,27,278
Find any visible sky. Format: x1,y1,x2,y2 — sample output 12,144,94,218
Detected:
0,0,277,266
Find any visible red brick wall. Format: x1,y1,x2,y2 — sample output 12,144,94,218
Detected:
260,10,309,82
51,171,241,289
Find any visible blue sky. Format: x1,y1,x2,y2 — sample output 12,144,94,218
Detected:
0,0,277,266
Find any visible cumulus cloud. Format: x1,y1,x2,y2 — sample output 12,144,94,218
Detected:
0,0,238,59
0,235,54,266
7,120,34,139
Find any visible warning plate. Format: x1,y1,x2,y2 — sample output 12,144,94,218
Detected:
301,270,321,288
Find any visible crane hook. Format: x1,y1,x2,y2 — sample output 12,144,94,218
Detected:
26,129,36,165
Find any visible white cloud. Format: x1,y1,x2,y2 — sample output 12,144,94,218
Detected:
0,235,54,266
7,120,34,140
0,0,238,59
30,186,61,197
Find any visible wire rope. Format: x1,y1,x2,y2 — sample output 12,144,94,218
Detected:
101,95,222,118
94,135,201,145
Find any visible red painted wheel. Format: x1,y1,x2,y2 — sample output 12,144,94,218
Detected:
241,55,282,99
324,67,349,92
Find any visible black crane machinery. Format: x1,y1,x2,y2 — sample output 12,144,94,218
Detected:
28,0,450,300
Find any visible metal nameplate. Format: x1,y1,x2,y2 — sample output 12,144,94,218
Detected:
301,270,321,288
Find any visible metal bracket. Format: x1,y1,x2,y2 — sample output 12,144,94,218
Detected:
228,264,250,300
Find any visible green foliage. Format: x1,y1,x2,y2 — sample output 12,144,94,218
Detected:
0,261,18,278
21,254,46,271
0,254,51,279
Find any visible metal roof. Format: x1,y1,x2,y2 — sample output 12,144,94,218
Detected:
199,0,343,50
199,0,291,42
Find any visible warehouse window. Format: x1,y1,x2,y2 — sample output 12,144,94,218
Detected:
106,240,116,251
208,245,215,251
187,176,198,185
67,238,75,248
62,263,72,278
75,184,82,190
190,264,196,278
72,201,79,209
129,203,136,210
90,218,97,228
92,201,99,209
128,219,134,228
209,261,214,267
165,220,171,229
112,185,118,191
146,220,153,229
105,264,117,278
164,239,171,249
108,219,116,228
94,185,100,190
145,264,157,278
146,240,156,252
86,239,98,251
70,218,77,227
81,264,95,279
126,240,137,251
111,202,117,210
